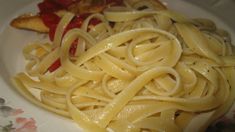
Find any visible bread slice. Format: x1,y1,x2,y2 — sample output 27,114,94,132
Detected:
10,14,49,33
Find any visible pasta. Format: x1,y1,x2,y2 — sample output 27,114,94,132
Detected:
11,0,235,132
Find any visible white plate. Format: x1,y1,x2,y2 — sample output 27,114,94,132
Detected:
0,0,235,131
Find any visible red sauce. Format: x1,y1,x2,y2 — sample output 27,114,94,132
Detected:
38,0,63,14
52,0,78,8
48,58,61,72
39,0,122,72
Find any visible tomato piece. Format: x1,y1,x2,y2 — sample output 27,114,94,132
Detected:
40,13,60,28
52,0,78,8
38,0,79,13
38,0,63,14
48,58,61,72
40,13,61,40
66,15,84,31
49,26,57,41
89,18,101,26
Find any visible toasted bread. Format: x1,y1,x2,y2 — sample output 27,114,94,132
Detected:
10,14,49,33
